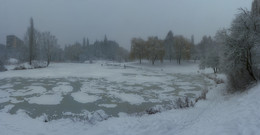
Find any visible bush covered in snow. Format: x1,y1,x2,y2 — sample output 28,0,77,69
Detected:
14,61,47,70
174,97,194,109
145,105,164,115
7,58,19,65
195,89,208,103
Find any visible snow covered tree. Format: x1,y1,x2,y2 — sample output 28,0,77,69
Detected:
222,8,260,90
199,33,224,73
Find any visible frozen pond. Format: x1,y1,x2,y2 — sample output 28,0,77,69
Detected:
0,63,212,121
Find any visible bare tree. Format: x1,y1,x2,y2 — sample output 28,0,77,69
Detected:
130,38,146,64
174,36,191,64
146,37,165,65
29,17,34,65
41,32,57,66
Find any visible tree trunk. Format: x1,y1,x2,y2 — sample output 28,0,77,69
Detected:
47,56,50,67
139,55,142,64
29,18,34,65
213,68,218,74
246,50,257,81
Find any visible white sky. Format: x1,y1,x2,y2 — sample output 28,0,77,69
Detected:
0,0,252,49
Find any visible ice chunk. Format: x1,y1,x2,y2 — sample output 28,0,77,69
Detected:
71,92,100,103
26,94,63,105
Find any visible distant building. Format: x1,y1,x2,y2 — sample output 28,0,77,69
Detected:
252,0,260,16
0,44,7,61
6,35,24,49
0,43,5,48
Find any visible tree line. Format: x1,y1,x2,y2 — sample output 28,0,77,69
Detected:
129,0,260,91
64,36,128,62
0,18,129,66
130,31,195,65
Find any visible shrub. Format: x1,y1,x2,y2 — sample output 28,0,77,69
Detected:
227,71,256,92
195,89,208,103
174,97,194,109
0,60,7,72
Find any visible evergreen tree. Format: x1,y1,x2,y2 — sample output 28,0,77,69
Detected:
164,31,175,61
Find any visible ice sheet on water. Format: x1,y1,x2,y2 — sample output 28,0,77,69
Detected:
110,92,145,105
0,90,10,98
52,85,73,95
26,94,63,105
0,105,14,113
98,104,117,108
0,90,10,103
71,92,101,103
175,81,192,86
56,82,70,85
26,86,46,92
0,84,13,89
81,83,104,94
10,98,23,104
11,86,47,97
0,98,10,103
179,86,196,90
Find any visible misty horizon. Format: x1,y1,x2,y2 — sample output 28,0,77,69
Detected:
0,0,251,49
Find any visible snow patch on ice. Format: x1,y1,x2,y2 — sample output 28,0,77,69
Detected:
0,105,15,113
11,86,47,97
175,81,192,86
10,98,24,104
0,98,10,103
110,92,145,105
52,85,73,94
71,92,101,103
57,82,70,85
98,104,117,108
179,86,196,90
0,84,13,89
0,90,10,103
26,94,63,105
81,83,104,94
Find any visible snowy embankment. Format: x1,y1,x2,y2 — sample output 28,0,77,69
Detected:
0,62,259,135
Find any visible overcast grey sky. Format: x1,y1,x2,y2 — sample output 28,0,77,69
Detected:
0,0,252,49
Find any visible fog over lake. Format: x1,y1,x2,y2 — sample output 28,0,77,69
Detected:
0,0,251,49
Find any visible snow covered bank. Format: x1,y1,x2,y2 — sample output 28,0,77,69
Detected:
1,81,259,135
0,61,202,79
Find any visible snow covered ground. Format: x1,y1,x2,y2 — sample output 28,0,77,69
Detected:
0,61,259,135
